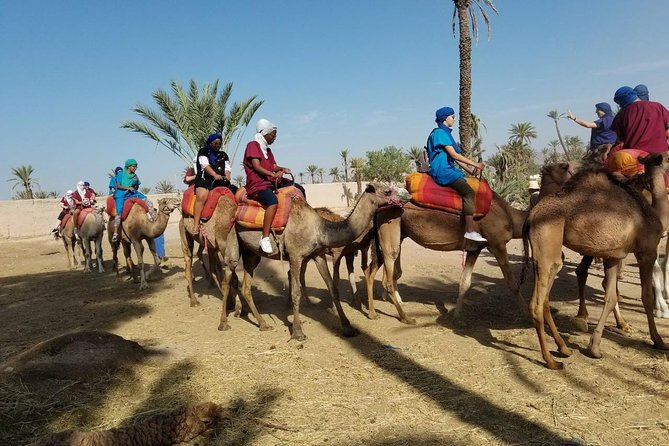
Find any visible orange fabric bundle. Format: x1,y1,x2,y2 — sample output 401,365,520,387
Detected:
405,172,493,217
181,185,236,219
607,148,648,177
235,186,304,229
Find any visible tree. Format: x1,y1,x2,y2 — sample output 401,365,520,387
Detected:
317,167,325,184
298,172,305,183
547,110,569,158
364,146,412,183
452,0,498,153
8,165,38,199
508,122,538,146
120,79,263,165
154,180,176,194
339,149,350,182
233,175,245,187
329,167,342,182
350,157,366,198
305,165,320,184
407,146,424,171
33,190,58,199
140,186,152,195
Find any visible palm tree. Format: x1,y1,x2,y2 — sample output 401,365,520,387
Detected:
154,180,176,194
350,157,366,198
120,79,263,165
140,186,152,195
407,146,424,171
508,122,538,146
305,164,320,184
298,172,305,183
339,149,350,182
317,167,325,184
233,175,245,187
329,167,342,182
8,165,38,199
547,110,569,158
452,0,498,153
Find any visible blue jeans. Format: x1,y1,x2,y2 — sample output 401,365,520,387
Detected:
115,190,147,215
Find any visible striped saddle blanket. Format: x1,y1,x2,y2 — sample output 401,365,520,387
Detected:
235,186,305,230
405,172,493,217
105,196,149,221
181,185,236,220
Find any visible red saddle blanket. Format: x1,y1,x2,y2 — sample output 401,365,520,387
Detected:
105,196,149,221
59,208,93,230
181,185,236,220
235,186,305,230
405,172,493,217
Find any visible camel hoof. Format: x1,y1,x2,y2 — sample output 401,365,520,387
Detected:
401,317,417,325
367,311,380,320
546,360,564,370
190,301,201,307
558,347,573,357
620,323,634,334
139,283,150,290
218,323,231,331
342,325,358,338
653,342,669,351
655,310,669,319
586,348,602,359
259,324,274,332
571,317,589,333
291,332,307,342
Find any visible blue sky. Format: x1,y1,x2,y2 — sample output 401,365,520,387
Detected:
2,0,668,198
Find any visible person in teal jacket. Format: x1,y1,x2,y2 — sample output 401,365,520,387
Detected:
426,106,486,242
110,158,154,242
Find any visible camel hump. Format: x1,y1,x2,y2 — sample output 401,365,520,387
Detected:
181,185,236,220
236,186,305,229
405,172,493,217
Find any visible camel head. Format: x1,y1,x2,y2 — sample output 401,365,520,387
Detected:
93,203,106,215
157,197,182,214
539,160,581,197
362,183,408,208
639,152,669,170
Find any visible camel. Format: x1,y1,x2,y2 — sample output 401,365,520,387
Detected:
78,204,106,273
54,215,83,270
365,192,528,324
538,162,669,330
108,197,181,289
179,193,271,332
525,154,669,370
234,183,406,341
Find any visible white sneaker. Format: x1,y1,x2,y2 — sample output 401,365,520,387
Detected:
259,236,273,254
464,231,487,242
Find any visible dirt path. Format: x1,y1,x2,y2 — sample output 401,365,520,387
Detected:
1,230,668,445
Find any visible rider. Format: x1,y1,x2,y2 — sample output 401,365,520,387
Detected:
110,158,155,243
72,180,96,240
243,118,305,254
51,190,74,235
108,166,123,194
192,133,238,237
611,86,669,153
426,107,486,243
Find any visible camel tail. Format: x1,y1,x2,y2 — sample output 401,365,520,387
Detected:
519,219,531,284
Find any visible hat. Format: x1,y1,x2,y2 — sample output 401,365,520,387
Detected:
114,166,123,173
435,106,455,122
206,133,222,147
595,102,613,116
125,158,138,168
256,118,277,136
65,190,73,196
613,86,638,108
634,84,649,101
83,181,90,187
528,179,540,190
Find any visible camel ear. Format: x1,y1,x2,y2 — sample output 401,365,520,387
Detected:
365,183,376,194
558,162,570,171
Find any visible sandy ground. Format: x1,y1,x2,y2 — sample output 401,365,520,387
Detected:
1,229,668,445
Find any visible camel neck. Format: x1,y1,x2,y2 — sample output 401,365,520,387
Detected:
510,207,529,239
319,195,375,247
649,169,669,230
145,211,170,238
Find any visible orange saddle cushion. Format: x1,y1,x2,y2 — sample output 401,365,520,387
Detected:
607,148,649,177
181,185,236,220
105,196,148,221
235,186,305,230
405,172,493,217
60,213,72,229
75,207,93,228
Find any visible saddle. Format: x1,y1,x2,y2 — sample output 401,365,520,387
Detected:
181,185,236,221
235,186,305,230
405,172,493,217
606,148,648,178
75,207,94,228
105,196,149,221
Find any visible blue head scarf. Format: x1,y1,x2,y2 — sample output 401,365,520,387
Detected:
434,106,461,152
634,84,649,101
206,133,222,148
614,86,638,108
595,102,613,116
114,166,123,174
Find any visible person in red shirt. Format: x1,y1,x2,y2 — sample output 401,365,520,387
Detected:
243,118,305,254
51,190,74,235
72,180,96,239
611,86,669,153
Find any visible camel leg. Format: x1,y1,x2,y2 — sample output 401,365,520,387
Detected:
363,240,382,317
453,248,482,321
289,258,308,341
588,259,625,358
487,242,527,318
381,245,414,325
574,256,593,324
224,251,261,330
345,252,358,297
392,253,403,304
122,240,136,280
656,257,669,318
229,251,270,332
82,238,92,273
637,252,669,350
180,223,199,307
95,235,105,273
313,254,356,337
133,240,149,290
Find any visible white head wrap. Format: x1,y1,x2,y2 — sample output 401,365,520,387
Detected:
256,118,277,136
76,181,86,198
65,190,73,197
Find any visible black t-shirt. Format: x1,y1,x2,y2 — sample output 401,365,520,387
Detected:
196,147,230,181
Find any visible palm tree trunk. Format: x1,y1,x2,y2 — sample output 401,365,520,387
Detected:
553,120,569,159
457,1,473,154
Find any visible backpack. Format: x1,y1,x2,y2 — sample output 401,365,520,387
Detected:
416,147,430,173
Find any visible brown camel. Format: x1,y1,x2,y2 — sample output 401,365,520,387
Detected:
525,154,669,369
108,197,181,289
365,192,528,324
54,216,83,270
234,183,405,341
179,194,271,332
78,204,106,273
